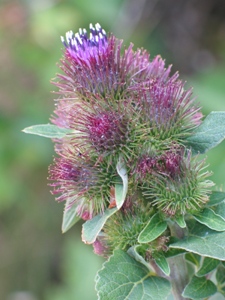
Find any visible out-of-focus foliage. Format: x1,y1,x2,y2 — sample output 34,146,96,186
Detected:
0,0,224,299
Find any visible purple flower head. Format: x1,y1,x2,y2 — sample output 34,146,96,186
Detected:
88,111,124,149
54,23,161,99
61,23,108,67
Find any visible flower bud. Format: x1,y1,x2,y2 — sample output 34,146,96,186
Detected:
143,153,214,216
102,203,155,254
49,143,118,218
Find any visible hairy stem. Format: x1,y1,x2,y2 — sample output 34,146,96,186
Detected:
169,254,190,300
168,222,190,300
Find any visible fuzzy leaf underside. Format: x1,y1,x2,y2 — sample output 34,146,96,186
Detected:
81,208,117,244
127,246,153,270
61,200,80,233
22,124,72,138
186,111,225,154
115,156,128,209
182,276,217,299
128,246,173,275
170,221,225,260
95,250,171,300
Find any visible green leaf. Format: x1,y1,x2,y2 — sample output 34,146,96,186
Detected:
164,248,186,259
81,208,117,244
182,276,217,299
207,191,225,207
175,215,186,228
216,265,225,283
138,213,167,243
216,265,225,296
95,250,171,300
185,253,201,268
196,257,220,277
186,111,225,154
155,256,170,276
115,155,128,209
170,221,225,260
193,208,225,231
22,124,72,138
214,202,225,220
61,201,80,233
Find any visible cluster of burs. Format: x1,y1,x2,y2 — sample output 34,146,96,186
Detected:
49,23,213,258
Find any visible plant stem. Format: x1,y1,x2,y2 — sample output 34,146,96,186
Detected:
168,222,190,300
169,254,190,300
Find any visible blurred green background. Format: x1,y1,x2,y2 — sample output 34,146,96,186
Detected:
0,0,225,299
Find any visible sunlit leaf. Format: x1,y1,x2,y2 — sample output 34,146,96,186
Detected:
62,200,80,233
22,124,72,138
82,208,117,244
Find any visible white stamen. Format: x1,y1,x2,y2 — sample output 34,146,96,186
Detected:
71,39,77,47
75,33,82,44
95,23,101,31
66,30,73,43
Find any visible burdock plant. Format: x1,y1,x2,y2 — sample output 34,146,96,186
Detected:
23,24,225,300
